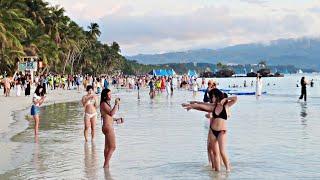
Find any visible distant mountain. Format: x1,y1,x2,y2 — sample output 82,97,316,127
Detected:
126,38,320,69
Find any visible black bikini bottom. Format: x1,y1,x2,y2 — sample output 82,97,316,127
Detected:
210,127,226,139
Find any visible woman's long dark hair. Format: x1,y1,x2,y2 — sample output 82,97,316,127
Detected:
34,85,44,96
208,88,225,104
301,77,305,85
100,88,111,104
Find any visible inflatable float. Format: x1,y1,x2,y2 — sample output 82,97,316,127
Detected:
197,88,267,95
227,91,267,95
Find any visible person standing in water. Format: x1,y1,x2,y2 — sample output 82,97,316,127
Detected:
148,79,155,98
82,85,99,142
100,89,123,168
31,85,46,135
165,78,171,96
192,78,199,96
191,80,220,168
299,77,307,101
256,73,263,96
310,79,314,88
182,89,237,172
170,78,174,95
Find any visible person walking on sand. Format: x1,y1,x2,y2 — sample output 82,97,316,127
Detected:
31,85,45,135
82,85,99,142
299,77,308,101
182,89,237,172
100,89,123,168
15,77,22,96
3,76,11,97
25,76,31,96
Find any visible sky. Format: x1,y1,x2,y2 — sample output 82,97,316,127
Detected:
46,0,320,55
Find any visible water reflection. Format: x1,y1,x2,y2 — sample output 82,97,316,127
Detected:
300,102,308,125
206,169,230,180
33,142,46,174
104,168,114,180
299,102,309,140
84,142,98,180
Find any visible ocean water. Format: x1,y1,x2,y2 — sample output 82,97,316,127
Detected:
1,74,320,179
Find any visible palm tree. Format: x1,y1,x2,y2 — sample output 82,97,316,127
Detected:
111,41,120,53
25,0,49,27
0,2,33,73
87,23,101,40
45,5,68,44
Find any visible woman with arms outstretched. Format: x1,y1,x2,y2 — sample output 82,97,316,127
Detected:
182,89,237,172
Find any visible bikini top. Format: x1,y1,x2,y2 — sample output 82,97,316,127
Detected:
212,102,228,120
86,97,96,106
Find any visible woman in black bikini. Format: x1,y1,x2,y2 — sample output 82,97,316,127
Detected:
182,89,237,172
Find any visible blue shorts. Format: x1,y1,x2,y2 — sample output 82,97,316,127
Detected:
31,105,40,116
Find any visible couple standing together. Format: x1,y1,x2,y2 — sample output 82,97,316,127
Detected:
82,86,123,168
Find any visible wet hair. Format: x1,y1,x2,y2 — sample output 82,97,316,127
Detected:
100,88,111,104
86,85,93,92
208,88,224,103
34,85,44,96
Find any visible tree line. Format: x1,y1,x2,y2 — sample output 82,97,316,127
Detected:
0,0,157,76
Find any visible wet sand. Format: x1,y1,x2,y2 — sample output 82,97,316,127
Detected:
0,88,85,174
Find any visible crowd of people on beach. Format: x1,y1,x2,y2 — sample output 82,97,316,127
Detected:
1,69,317,172
0,71,207,98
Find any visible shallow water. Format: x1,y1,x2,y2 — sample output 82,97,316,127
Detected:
1,74,320,179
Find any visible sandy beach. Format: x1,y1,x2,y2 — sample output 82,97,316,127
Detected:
0,88,84,174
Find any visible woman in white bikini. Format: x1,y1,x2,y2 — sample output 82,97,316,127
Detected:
82,85,98,142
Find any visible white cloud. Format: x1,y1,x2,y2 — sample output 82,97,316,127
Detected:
46,0,320,55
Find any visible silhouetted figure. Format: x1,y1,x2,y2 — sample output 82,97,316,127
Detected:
299,77,307,101
310,79,314,87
